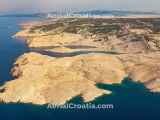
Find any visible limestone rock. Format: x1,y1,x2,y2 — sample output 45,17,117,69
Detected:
7,17,160,105
0,52,126,105
118,52,160,92
15,18,160,53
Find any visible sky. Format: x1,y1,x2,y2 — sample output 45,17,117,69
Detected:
0,0,160,14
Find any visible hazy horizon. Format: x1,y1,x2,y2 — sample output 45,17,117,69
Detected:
0,0,160,14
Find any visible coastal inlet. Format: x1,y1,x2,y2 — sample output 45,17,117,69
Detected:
0,17,160,105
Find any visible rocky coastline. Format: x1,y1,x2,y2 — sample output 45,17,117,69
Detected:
0,17,160,105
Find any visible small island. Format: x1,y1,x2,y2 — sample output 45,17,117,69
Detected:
0,16,160,105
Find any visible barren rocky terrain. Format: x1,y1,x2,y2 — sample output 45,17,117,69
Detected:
0,17,160,105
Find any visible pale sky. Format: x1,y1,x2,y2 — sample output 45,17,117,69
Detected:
0,0,159,13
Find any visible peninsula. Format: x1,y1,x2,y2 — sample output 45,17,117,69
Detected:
0,16,160,105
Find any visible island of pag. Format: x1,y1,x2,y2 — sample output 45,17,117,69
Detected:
0,17,160,105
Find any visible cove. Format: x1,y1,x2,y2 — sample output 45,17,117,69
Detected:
0,16,160,120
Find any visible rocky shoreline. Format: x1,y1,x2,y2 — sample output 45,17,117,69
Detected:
0,17,160,105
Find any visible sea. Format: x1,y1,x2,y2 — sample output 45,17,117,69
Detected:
0,16,160,120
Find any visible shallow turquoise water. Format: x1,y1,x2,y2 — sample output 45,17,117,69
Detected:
0,17,160,120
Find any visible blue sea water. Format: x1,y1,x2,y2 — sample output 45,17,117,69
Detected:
0,17,39,81
0,17,160,120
